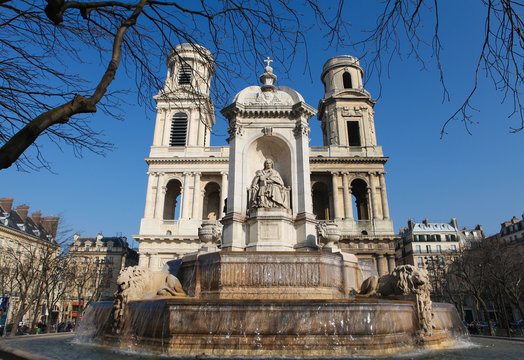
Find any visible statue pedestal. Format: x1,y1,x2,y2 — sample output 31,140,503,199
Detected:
246,208,294,251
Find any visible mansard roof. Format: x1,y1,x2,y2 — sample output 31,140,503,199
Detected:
0,198,58,244
412,222,457,233
73,235,128,248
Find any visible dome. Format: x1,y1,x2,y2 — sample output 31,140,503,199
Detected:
232,59,305,106
166,43,214,68
232,85,305,106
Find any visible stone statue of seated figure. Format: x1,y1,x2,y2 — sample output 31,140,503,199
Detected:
250,159,288,209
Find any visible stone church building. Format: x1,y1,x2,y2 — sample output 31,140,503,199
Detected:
135,44,396,276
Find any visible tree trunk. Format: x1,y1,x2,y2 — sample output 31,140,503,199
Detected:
9,307,26,337
478,299,495,336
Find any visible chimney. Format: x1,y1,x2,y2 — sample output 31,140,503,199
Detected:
31,211,42,226
16,205,30,221
408,218,414,230
399,228,404,235
475,224,483,231
422,218,429,226
73,233,81,242
0,197,14,213
450,218,458,229
97,233,104,241
41,216,60,237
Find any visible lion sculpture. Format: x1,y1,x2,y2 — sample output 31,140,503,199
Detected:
112,266,186,334
359,265,434,336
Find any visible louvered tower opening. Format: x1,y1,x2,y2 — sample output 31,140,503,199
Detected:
178,63,192,85
170,112,188,146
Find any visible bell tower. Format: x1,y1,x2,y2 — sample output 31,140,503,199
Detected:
151,43,215,149
137,44,229,269
318,55,377,148
312,55,396,276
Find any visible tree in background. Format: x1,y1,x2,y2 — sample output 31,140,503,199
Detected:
1,239,60,336
65,254,112,329
440,236,524,337
0,1,521,171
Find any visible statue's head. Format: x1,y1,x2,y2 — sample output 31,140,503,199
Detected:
264,159,274,169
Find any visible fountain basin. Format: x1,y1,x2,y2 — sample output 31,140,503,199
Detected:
92,298,466,357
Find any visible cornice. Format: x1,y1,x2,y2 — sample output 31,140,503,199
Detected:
146,157,229,165
221,101,316,120
309,156,388,164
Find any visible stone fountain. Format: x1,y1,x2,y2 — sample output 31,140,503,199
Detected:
81,59,466,357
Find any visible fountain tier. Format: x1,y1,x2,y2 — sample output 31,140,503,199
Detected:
98,297,465,357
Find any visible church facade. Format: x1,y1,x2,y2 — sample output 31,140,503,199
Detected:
135,44,397,276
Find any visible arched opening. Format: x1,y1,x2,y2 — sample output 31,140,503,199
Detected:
202,182,220,220
170,112,188,147
351,179,369,220
312,182,330,220
163,179,182,220
343,72,352,89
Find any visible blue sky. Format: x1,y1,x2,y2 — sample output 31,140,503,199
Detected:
2,1,522,247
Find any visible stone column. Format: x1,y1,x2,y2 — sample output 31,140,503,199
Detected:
379,173,390,219
192,172,201,219
369,173,378,220
153,174,164,219
342,172,353,220
181,172,191,219
144,172,158,218
152,109,166,146
331,172,340,219
387,254,396,273
219,172,228,219
196,115,202,146
376,254,389,276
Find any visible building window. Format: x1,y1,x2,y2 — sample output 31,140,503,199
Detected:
347,121,361,146
170,112,188,147
178,63,191,85
426,245,432,253
107,246,112,252
451,245,457,252
427,257,434,267
436,245,441,253
436,234,441,241
343,72,352,89
417,257,424,267
415,245,421,253
445,234,457,241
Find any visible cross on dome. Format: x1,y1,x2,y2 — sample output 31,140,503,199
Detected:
260,56,277,89
264,57,273,67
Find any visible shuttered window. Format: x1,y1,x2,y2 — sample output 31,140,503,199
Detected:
178,64,192,85
170,112,188,146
